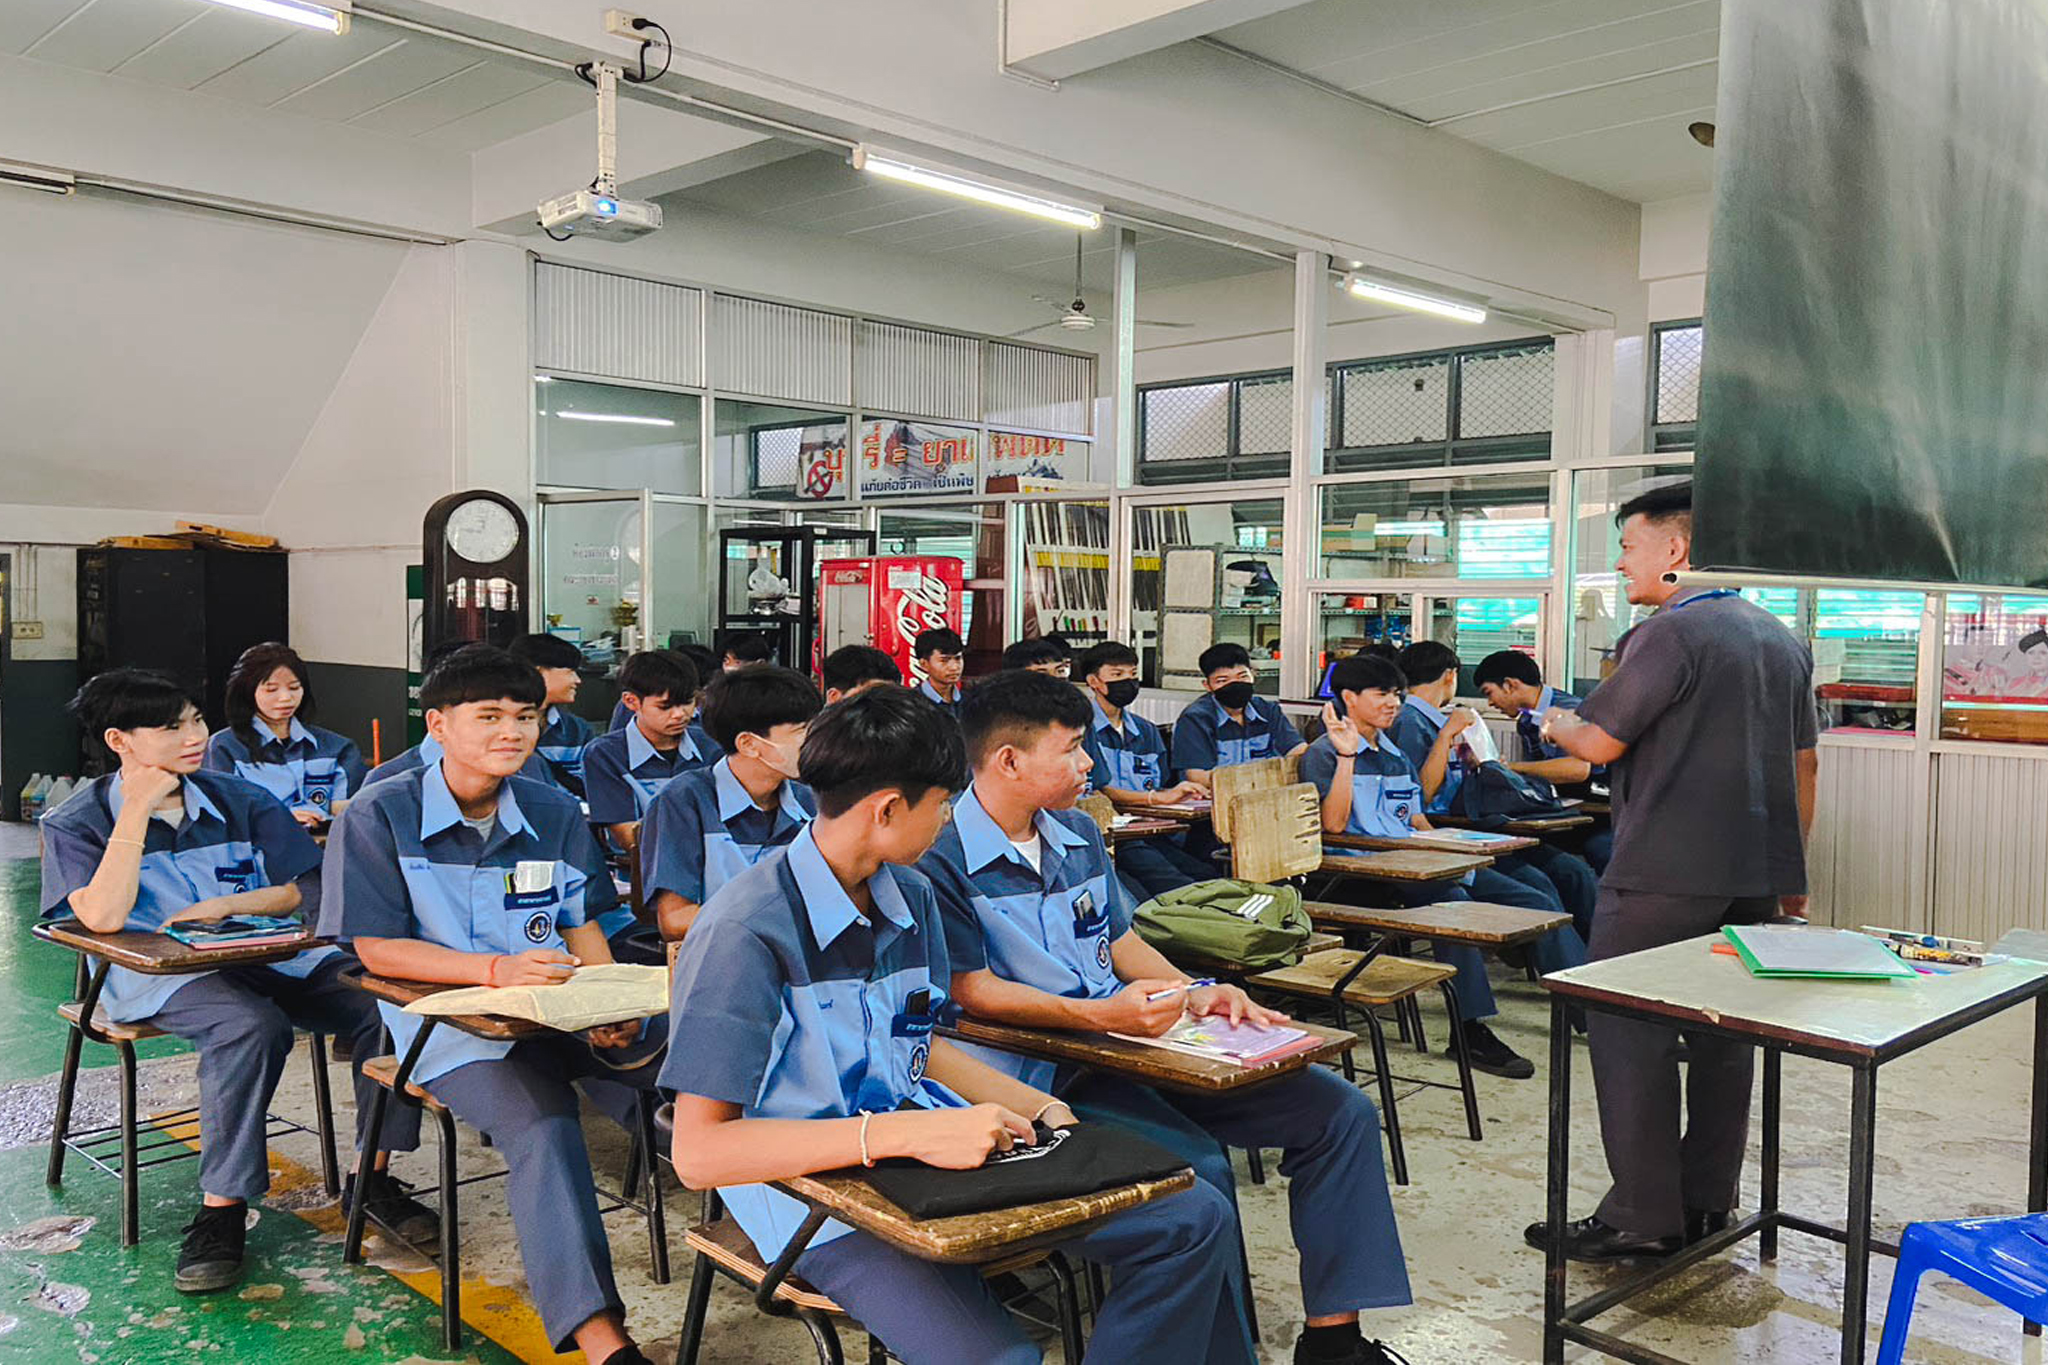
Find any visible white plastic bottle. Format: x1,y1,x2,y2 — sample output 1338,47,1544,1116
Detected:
43,776,79,814
17,774,45,821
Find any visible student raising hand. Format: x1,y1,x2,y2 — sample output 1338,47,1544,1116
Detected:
1321,701,1362,756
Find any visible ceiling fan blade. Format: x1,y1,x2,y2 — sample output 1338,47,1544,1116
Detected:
1007,321,1064,338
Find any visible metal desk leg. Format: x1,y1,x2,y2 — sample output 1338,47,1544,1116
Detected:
1761,1047,1782,1263
1543,993,1570,1365
2027,996,2048,1336
1842,1063,1878,1365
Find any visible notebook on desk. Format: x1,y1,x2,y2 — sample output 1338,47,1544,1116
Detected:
1720,925,1917,981
163,916,310,951
1110,1015,1320,1065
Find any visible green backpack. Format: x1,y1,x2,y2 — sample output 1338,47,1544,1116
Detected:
1132,878,1312,972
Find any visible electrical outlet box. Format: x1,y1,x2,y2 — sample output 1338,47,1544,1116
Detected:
11,620,43,641
603,9,647,39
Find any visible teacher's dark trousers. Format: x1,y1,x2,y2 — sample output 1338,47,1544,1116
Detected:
1588,888,1775,1238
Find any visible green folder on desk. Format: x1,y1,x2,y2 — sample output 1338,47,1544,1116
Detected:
1720,925,1917,981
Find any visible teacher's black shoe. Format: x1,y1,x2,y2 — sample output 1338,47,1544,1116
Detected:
1686,1208,1733,1245
1521,1215,1681,1264
1461,1021,1536,1079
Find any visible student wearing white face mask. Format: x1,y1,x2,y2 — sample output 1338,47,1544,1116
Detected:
638,665,821,942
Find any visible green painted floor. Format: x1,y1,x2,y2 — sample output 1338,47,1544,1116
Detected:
0,851,521,1364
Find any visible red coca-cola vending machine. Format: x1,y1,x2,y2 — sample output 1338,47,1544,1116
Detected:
818,557,964,689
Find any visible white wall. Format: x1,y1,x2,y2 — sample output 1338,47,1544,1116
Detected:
1640,193,1710,323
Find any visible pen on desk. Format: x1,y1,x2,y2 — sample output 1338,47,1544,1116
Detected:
1146,978,1216,1002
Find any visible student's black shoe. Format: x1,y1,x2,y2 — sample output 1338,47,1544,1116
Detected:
343,1170,439,1246
1685,1207,1733,1245
1520,1214,1681,1264
1461,1022,1535,1079
598,1348,654,1365
1292,1328,1414,1364
174,1203,247,1293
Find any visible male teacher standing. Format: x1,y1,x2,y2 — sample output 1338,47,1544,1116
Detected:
1523,481,1819,1262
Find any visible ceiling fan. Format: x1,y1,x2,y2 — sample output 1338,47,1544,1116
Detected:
1009,235,1194,338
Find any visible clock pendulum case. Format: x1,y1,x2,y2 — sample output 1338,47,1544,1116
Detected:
422,490,531,659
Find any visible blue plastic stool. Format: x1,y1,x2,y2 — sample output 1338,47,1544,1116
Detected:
1876,1214,2048,1364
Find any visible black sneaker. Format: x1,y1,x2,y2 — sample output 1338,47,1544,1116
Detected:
343,1170,439,1246
1521,1214,1680,1264
174,1203,247,1294
1292,1330,1414,1364
598,1348,654,1365
1461,1021,1535,1079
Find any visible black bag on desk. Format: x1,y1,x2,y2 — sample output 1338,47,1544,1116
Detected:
859,1120,1189,1219
1455,761,1573,827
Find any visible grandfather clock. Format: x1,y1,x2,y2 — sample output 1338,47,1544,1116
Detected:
422,490,530,660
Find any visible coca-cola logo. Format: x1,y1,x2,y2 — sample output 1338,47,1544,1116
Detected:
895,574,952,681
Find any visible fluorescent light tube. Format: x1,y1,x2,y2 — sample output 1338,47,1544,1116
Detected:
852,146,1100,230
1373,520,1447,537
1341,273,1486,324
200,0,351,33
0,162,75,195
554,412,675,427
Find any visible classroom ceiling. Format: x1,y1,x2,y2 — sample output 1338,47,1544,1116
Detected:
1209,0,1720,203
664,149,1280,298
0,0,591,151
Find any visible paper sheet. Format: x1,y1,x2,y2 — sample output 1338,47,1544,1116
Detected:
402,963,670,1031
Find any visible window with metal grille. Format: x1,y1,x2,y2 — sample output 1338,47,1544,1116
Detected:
1327,338,1555,472
749,424,805,493
1649,321,1703,451
1136,373,1292,484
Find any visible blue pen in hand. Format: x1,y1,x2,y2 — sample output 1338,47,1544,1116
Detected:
1146,978,1216,1002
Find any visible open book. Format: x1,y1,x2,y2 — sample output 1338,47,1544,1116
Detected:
1110,1015,1321,1066
401,963,670,1031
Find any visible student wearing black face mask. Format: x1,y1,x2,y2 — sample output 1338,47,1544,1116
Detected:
1172,643,1306,790
1077,643,1214,899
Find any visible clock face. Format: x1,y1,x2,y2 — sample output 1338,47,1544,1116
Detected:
445,499,520,562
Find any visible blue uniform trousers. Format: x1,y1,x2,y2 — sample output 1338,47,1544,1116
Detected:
1065,1067,1411,1319
1501,843,1600,945
1363,867,1586,1023
150,954,421,1203
427,1022,667,1351
795,1175,1251,1365
1116,834,1216,901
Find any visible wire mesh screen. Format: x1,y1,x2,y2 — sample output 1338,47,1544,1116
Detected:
1235,375,1294,454
1340,357,1450,448
751,426,803,491
1654,325,1704,425
1142,382,1230,462
1458,343,1555,438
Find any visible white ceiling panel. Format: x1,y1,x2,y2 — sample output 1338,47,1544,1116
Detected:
272,38,478,122
113,8,291,88
191,25,404,105
412,79,593,150
0,0,98,55
24,0,207,73
1213,0,1721,201
348,61,548,137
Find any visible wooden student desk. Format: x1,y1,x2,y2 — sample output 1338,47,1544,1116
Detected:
1430,811,1594,836
1324,830,1540,857
1106,816,1183,844
944,1016,1356,1095
1107,796,1212,824
1539,938,2048,1365
33,919,327,977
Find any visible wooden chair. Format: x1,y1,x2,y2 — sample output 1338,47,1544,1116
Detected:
1209,756,1293,843
1244,949,1473,1185
1222,784,1490,889
46,964,340,1248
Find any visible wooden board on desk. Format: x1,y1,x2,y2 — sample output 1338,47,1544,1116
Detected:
1305,900,1569,944
1319,848,1490,883
1324,830,1538,856
1432,812,1592,835
944,1016,1355,1095
776,1168,1195,1264
32,920,325,974
1108,817,1180,844
1108,796,1211,823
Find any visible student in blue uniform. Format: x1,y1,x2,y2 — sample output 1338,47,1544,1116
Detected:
44,669,425,1295
913,627,966,712
640,664,820,941
723,631,774,671
582,650,710,843
1302,653,1588,1080
1075,642,1214,900
509,633,593,797
664,684,1250,1365
608,644,722,745
364,645,553,789
1170,642,1305,788
204,642,366,826
324,646,664,1365
1001,637,1070,678
1390,641,1600,941
820,643,901,703
1474,649,1612,873
922,671,1411,1365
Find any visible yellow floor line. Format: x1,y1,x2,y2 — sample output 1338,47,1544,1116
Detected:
155,1109,579,1364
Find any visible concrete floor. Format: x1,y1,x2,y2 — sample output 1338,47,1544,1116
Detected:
0,830,2042,1363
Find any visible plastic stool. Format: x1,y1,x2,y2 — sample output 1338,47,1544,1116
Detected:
1876,1214,2048,1365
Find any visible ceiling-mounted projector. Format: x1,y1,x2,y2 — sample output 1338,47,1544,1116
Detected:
536,61,660,242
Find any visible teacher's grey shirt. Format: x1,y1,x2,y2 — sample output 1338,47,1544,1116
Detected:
1578,590,1818,899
